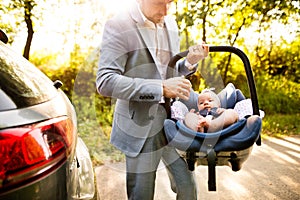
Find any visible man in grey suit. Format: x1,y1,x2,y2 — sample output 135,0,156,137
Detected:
96,0,208,199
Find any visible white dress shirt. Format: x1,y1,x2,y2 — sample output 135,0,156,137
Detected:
138,6,171,80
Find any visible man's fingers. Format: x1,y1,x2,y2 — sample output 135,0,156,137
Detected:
162,77,192,100
187,43,210,65
175,87,189,100
177,78,191,100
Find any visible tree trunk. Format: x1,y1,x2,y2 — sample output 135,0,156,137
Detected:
23,1,34,60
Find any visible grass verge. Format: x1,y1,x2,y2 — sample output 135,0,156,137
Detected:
262,113,300,138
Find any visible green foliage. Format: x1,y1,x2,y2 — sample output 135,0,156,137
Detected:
43,63,78,98
251,35,300,83
256,75,300,115
70,51,119,164
262,113,300,137
175,0,300,88
72,95,123,166
33,44,87,98
188,51,251,94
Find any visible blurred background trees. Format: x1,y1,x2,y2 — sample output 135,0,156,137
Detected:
173,0,299,115
1,0,299,163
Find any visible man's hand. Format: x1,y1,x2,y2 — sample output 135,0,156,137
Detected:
186,43,209,69
162,77,192,100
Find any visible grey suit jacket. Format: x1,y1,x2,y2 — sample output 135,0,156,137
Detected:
96,3,196,157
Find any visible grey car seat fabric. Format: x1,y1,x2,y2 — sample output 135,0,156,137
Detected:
217,83,246,109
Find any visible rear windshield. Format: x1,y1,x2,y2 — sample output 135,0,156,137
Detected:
0,43,58,111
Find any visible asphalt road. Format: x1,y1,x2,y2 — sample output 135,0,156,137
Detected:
95,136,300,200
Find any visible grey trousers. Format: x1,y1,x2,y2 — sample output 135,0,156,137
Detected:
125,131,197,200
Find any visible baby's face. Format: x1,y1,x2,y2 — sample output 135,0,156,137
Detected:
197,92,219,111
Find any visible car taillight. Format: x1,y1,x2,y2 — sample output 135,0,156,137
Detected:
0,116,75,190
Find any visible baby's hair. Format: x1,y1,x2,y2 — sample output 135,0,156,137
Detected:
201,88,215,94
199,88,221,107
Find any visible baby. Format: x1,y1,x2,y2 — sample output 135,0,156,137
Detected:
171,89,239,132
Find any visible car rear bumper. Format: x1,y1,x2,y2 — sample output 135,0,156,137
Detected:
0,162,68,200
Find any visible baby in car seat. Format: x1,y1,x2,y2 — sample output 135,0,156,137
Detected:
171,89,239,132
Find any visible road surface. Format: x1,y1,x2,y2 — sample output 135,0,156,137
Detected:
95,136,300,200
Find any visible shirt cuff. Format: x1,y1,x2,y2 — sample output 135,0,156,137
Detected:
185,59,197,70
159,81,165,103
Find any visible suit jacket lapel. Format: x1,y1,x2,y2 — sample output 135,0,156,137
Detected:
136,16,179,60
130,4,157,65
136,23,157,62
164,15,180,57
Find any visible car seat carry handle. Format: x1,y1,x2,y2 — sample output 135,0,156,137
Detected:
211,46,259,116
169,46,260,116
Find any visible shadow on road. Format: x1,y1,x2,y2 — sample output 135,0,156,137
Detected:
96,136,300,200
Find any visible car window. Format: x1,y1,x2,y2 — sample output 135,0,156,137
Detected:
0,43,58,111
